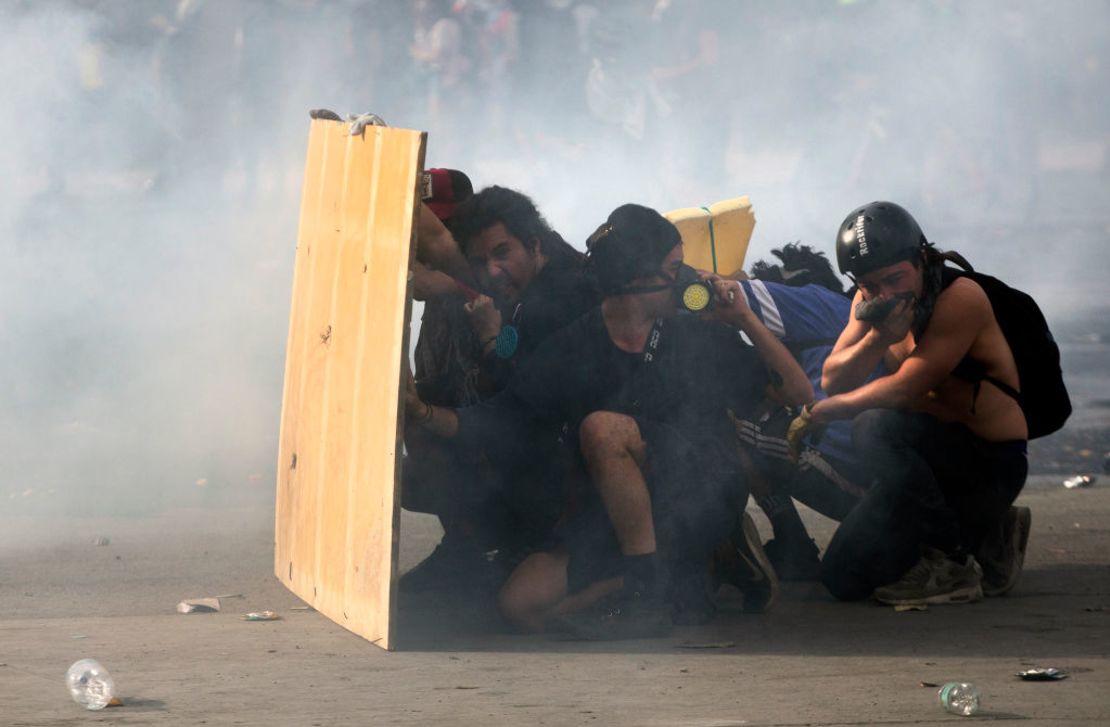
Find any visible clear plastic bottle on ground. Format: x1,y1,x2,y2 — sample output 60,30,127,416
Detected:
65,658,115,710
938,681,980,716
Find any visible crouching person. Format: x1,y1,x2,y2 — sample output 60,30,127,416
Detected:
791,202,1031,606
729,244,879,580
498,204,816,638
403,184,599,592
406,203,810,639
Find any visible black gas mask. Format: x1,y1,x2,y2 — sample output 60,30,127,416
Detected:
619,263,713,314
673,264,714,314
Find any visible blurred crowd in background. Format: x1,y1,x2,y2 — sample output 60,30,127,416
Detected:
11,0,1110,234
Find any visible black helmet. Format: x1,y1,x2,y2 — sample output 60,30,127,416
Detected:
835,201,927,276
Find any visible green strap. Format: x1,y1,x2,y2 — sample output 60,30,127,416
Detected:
700,206,718,273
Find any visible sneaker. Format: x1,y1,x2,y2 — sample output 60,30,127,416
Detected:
398,540,491,593
763,536,821,581
716,512,780,613
873,548,984,606
554,587,672,641
979,506,1031,597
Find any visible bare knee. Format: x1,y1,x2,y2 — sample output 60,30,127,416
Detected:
579,411,644,465
497,551,568,632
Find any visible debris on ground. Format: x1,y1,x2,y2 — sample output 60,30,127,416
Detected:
290,605,314,611
1016,667,1069,681
242,611,281,621
920,681,939,688
674,641,736,649
938,682,980,716
176,597,221,613
66,658,116,710
1064,475,1097,489
91,536,110,546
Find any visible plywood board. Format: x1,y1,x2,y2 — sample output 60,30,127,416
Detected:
664,196,756,276
275,120,426,650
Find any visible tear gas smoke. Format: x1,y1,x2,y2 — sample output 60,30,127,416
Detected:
1,0,1106,519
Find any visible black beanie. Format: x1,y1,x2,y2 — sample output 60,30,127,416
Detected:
586,204,681,295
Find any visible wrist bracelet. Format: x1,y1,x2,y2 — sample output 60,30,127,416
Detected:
419,402,434,424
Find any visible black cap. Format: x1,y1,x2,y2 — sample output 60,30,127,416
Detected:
587,204,681,295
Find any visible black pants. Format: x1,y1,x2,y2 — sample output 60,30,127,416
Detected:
560,420,748,596
402,435,571,553
737,406,868,521
820,409,1028,601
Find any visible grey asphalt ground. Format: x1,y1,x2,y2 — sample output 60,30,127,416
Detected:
1,474,1107,726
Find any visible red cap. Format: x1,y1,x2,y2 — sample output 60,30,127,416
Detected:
422,168,473,222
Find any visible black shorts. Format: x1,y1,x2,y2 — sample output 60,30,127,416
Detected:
558,417,746,595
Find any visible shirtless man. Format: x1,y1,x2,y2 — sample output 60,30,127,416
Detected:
788,201,1030,605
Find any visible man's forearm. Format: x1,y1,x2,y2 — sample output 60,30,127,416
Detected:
416,204,474,285
412,262,462,301
821,328,889,395
407,400,460,438
812,356,937,424
737,314,814,405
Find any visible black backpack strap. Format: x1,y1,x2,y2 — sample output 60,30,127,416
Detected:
984,374,1022,404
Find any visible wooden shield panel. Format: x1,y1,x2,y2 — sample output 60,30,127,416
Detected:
664,196,755,276
275,120,426,650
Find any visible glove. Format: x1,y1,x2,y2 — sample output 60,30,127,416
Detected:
785,403,817,462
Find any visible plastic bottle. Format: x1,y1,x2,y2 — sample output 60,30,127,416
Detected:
938,681,980,716
65,659,115,710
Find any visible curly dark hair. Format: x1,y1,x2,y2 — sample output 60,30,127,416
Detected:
749,242,846,295
449,185,582,265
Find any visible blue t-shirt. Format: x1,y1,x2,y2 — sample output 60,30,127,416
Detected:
739,280,877,464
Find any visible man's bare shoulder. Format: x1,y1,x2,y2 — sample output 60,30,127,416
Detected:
934,274,991,316
917,274,995,347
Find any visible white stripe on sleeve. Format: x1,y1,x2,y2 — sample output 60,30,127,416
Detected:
748,280,786,338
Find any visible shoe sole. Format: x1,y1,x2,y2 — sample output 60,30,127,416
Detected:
735,512,780,613
874,582,984,606
983,506,1032,598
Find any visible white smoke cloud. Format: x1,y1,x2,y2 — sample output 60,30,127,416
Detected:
1,0,1106,519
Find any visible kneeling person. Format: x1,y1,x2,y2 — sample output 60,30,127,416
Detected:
408,203,811,637
796,201,1031,605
